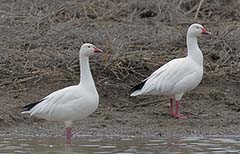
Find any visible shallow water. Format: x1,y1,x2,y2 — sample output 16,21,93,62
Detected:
0,136,240,154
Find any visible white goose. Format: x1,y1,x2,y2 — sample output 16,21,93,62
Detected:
22,43,103,144
130,23,211,119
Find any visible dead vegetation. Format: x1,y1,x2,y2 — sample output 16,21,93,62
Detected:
0,0,239,125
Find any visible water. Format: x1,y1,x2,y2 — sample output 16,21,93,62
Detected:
0,136,240,154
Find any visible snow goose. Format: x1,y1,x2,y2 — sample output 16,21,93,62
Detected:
22,43,103,144
130,23,211,119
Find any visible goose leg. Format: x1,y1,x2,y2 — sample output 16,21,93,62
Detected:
170,97,175,117
175,101,187,119
66,127,72,144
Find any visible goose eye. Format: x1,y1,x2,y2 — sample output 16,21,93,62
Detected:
196,27,200,29
88,46,91,48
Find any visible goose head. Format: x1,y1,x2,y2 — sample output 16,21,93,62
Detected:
80,43,103,57
187,23,211,37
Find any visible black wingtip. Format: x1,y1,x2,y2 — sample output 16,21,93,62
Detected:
129,80,147,94
22,99,44,112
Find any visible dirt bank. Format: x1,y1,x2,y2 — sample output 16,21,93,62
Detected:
0,0,239,137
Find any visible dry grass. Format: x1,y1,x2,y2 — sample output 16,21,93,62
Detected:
0,0,239,90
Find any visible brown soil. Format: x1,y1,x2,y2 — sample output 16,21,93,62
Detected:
0,0,239,137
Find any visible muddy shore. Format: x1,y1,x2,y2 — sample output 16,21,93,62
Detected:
0,0,239,137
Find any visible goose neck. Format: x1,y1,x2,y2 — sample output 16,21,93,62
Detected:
187,35,203,65
79,54,96,91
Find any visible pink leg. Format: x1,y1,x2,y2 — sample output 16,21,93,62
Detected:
175,101,187,119
170,97,175,117
66,127,72,144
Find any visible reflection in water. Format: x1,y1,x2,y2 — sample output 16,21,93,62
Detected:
0,136,240,154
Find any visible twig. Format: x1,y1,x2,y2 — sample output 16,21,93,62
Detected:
116,99,164,111
7,88,27,93
184,4,198,16
14,76,40,84
195,0,205,20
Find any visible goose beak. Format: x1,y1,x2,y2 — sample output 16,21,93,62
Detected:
94,47,103,53
201,28,211,35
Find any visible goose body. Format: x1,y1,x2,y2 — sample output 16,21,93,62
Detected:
25,85,99,122
131,57,203,98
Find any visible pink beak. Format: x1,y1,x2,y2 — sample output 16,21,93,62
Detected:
201,27,211,35
94,47,103,53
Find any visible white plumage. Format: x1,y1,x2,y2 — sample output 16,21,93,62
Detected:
131,57,203,99
130,23,211,118
26,85,98,121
